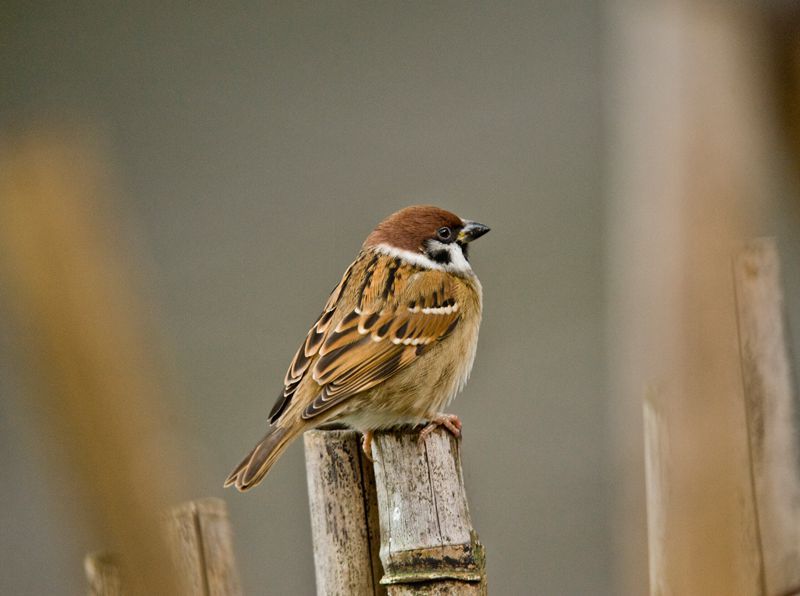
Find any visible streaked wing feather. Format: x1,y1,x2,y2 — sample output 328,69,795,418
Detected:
269,254,463,425
302,269,462,419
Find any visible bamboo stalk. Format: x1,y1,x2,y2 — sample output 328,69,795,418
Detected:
734,238,800,596
304,428,385,596
85,552,124,596
371,427,486,595
642,393,670,596
607,2,771,593
0,130,183,596
166,498,243,596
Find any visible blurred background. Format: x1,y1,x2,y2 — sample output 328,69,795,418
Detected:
2,2,800,595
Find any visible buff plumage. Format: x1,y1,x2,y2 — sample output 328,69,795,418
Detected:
226,205,488,491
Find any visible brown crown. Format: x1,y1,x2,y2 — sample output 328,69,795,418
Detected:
363,205,464,252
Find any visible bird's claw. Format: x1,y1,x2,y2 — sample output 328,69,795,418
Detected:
419,413,462,443
361,431,374,461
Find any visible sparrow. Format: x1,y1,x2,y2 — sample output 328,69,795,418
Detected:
225,205,489,491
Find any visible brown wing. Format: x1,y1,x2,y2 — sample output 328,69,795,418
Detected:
268,251,462,424
301,265,462,419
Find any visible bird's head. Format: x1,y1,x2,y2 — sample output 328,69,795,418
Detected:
364,205,490,273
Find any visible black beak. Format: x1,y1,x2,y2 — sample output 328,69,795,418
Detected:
458,221,490,243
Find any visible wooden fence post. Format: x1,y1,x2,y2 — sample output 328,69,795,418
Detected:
304,428,385,596
166,498,243,596
372,427,487,595
734,238,800,596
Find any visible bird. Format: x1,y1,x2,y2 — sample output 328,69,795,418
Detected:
225,205,489,491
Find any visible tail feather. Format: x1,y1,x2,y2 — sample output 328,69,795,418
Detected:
224,426,297,491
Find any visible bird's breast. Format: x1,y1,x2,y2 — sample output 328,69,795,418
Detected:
340,275,482,430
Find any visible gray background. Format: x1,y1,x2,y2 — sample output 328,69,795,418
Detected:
2,2,607,594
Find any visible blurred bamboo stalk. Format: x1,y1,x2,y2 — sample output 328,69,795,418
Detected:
85,552,124,596
84,498,243,596
608,2,776,594
642,393,669,596
0,129,185,595
734,239,800,595
167,498,243,596
645,239,800,596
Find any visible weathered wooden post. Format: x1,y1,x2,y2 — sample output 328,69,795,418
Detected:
304,426,486,595
304,428,385,595
372,428,487,595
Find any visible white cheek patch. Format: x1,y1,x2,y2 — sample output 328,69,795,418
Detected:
450,246,471,272
372,243,473,275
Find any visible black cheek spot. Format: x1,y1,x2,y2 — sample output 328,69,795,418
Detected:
428,249,451,265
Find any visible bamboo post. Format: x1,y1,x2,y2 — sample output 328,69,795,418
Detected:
0,130,184,596
84,498,242,596
371,427,486,595
734,238,800,596
608,2,773,593
85,552,124,596
304,428,385,596
166,498,243,596
642,394,670,596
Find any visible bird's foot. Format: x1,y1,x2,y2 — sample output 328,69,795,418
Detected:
361,430,374,461
419,413,462,443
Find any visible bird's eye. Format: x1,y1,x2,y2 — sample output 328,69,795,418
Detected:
437,227,452,242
